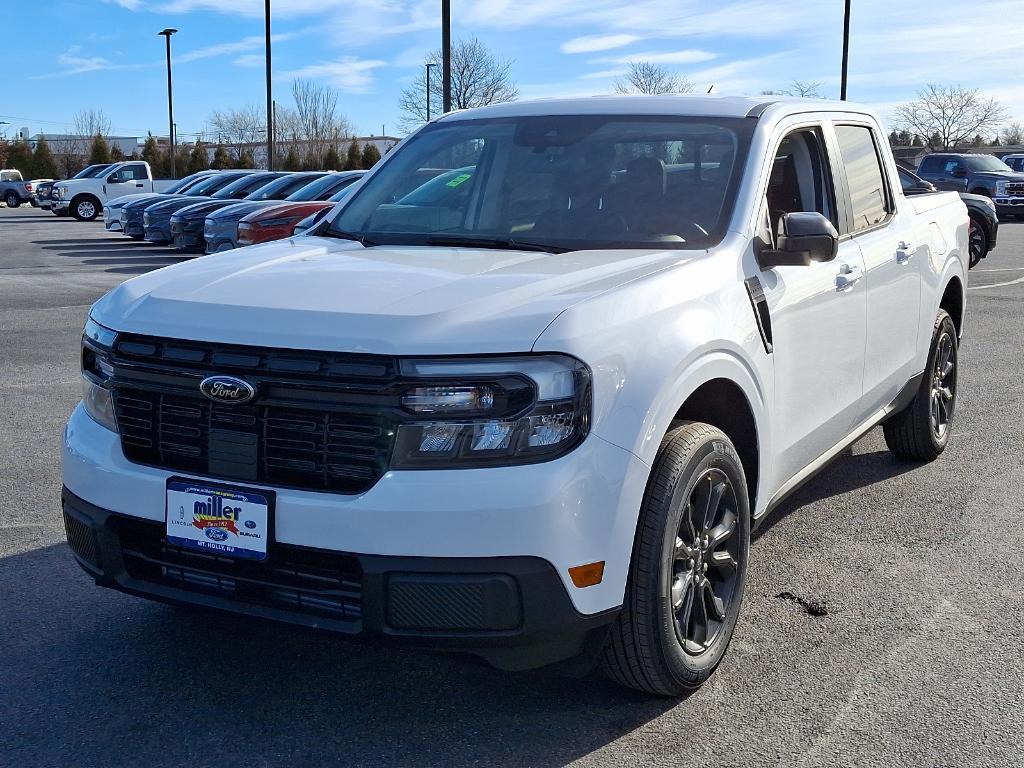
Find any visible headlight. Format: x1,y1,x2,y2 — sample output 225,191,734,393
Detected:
120,208,128,221
81,318,119,432
995,181,1007,196
390,355,591,468
143,212,151,225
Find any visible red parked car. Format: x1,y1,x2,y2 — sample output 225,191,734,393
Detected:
237,171,364,246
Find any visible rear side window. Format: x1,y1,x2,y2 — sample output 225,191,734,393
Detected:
835,125,891,233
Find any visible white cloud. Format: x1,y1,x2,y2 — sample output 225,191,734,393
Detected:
604,49,717,65
578,68,629,80
282,56,388,93
31,46,156,78
102,0,143,9
233,54,265,67
178,31,303,63
561,34,640,54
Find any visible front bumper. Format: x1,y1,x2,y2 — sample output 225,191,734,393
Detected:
144,216,172,243
103,207,124,232
170,219,205,251
994,197,1024,216
53,200,70,214
62,484,618,671
203,222,239,253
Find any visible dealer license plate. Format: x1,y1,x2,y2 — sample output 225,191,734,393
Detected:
166,479,271,561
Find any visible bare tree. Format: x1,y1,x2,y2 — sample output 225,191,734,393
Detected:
209,104,267,151
786,80,824,98
291,78,354,168
1001,120,1024,146
894,85,1008,150
399,37,518,133
614,61,695,96
71,109,112,158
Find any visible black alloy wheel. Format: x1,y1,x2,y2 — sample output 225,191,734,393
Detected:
930,328,957,441
671,469,740,655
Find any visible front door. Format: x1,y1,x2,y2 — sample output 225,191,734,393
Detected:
754,125,868,487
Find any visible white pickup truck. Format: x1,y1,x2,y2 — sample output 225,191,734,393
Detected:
63,96,967,696
52,160,175,221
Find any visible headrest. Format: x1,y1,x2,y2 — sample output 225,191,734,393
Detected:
625,156,666,195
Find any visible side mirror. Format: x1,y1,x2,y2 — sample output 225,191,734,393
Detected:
917,180,937,192
952,168,967,179
107,173,121,183
758,212,839,268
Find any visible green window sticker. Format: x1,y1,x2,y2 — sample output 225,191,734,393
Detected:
446,173,473,188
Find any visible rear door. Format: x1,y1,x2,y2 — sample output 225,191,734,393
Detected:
753,120,868,485
830,122,921,410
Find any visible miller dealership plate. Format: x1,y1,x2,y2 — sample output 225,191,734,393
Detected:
166,479,271,561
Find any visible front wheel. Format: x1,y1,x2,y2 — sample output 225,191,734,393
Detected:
4,192,20,208
72,196,99,221
602,422,750,696
883,310,958,461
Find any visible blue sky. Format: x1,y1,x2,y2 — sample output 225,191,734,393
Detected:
5,0,1022,142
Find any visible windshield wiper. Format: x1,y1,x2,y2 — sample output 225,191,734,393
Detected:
322,229,378,247
424,235,570,254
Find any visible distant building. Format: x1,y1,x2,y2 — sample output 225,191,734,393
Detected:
28,133,142,157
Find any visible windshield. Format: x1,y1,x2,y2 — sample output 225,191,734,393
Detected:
286,173,357,202
186,172,246,196
965,155,1012,172
329,115,753,251
328,181,361,202
212,173,283,200
74,164,113,179
249,173,325,201
166,173,210,194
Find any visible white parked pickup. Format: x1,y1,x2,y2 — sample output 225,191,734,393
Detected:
63,96,968,696
52,161,176,221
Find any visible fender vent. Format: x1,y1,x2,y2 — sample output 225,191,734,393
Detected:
744,277,774,354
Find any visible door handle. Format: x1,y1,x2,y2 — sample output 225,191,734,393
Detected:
136,183,144,188
836,264,863,291
897,242,914,264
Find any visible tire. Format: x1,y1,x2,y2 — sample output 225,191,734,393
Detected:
968,215,988,269
4,192,20,208
602,422,750,696
883,310,958,462
71,196,100,221
30,199,39,208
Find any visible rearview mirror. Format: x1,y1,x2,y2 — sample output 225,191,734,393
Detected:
758,212,839,268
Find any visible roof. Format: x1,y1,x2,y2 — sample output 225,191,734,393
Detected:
435,94,875,121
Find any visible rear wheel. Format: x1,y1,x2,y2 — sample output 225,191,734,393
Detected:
968,215,988,269
4,192,20,208
602,422,750,696
883,310,958,461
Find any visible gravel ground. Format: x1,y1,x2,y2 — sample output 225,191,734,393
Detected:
1,206,1022,768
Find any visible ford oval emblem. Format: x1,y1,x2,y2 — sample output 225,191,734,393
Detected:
205,528,229,542
199,375,256,405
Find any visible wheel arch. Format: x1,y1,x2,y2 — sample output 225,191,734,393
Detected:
71,193,101,212
939,274,965,338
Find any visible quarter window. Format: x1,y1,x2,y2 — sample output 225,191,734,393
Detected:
835,125,891,233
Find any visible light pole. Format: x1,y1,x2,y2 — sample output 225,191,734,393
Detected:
158,28,177,177
425,62,438,121
265,0,274,170
441,0,451,113
840,0,851,100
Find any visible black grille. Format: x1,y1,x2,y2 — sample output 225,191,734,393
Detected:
1005,182,1024,196
116,516,362,622
106,335,399,494
64,508,99,566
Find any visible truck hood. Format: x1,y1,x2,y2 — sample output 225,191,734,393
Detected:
205,200,280,222
91,237,689,355
970,170,1024,182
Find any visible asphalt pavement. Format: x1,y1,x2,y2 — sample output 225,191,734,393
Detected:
1,206,1022,767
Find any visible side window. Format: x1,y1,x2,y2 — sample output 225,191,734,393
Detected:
126,164,149,180
763,127,837,240
943,159,962,175
917,156,941,175
834,125,892,233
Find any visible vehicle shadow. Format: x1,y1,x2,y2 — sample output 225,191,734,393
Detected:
1,544,676,768
753,447,918,540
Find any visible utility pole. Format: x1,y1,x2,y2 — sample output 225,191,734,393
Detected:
265,0,274,170
426,62,437,121
841,0,851,100
159,28,177,177
442,0,452,113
